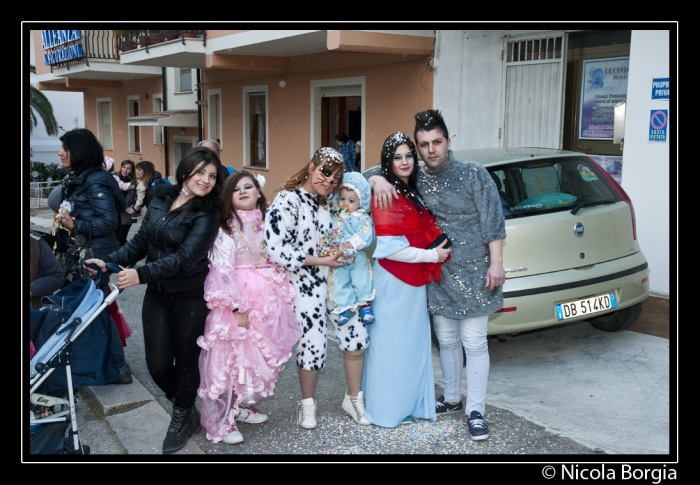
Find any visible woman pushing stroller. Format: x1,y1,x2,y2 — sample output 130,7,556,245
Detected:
86,146,223,453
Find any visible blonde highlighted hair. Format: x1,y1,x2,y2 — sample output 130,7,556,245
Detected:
276,147,345,206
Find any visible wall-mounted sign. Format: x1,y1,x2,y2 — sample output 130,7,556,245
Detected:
579,57,630,140
41,30,81,50
42,30,84,66
651,78,669,100
43,44,84,66
649,110,668,143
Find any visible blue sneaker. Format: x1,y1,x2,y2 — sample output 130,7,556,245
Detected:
338,310,352,326
467,411,490,441
359,305,374,324
400,415,413,425
435,395,463,415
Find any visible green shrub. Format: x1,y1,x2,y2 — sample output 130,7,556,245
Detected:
30,161,65,183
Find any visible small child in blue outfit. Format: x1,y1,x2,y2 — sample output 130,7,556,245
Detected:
326,172,376,325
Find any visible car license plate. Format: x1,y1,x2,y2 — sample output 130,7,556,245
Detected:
555,292,617,321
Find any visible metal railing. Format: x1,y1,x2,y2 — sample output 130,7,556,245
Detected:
44,30,208,71
29,181,62,210
117,30,207,54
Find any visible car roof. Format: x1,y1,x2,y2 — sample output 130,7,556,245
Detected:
451,148,581,168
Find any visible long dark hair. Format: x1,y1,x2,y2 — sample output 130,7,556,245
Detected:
59,128,104,175
380,132,425,212
175,147,224,212
135,160,155,187
220,171,267,235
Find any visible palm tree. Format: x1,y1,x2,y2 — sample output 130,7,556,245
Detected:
30,65,59,136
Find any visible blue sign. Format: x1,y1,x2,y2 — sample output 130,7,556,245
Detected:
649,110,668,143
41,30,81,50
44,44,84,66
651,78,670,100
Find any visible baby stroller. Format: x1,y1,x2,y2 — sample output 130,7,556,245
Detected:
29,263,122,455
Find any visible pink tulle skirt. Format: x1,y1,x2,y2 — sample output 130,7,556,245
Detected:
197,265,300,443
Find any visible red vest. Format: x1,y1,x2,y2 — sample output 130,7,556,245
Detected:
373,195,443,287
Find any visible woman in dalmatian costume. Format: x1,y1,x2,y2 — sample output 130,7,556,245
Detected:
265,147,371,429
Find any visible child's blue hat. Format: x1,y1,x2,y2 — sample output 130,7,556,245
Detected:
340,171,372,212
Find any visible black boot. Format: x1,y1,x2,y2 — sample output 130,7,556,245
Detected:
112,363,133,385
190,405,202,434
162,406,192,454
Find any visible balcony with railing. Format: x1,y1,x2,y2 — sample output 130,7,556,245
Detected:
115,30,207,69
116,30,206,53
35,29,164,87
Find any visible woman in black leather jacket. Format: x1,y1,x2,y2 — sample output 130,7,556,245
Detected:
86,147,223,454
56,128,132,384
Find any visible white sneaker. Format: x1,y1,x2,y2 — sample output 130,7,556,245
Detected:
236,406,269,424
342,391,371,426
297,398,317,429
222,426,244,444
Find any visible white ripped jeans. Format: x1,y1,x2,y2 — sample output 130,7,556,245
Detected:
433,314,490,416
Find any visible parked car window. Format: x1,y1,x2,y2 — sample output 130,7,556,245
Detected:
488,156,620,219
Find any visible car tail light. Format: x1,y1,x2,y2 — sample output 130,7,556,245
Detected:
496,307,517,313
586,156,637,240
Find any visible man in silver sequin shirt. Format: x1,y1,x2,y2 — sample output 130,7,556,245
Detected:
367,109,505,441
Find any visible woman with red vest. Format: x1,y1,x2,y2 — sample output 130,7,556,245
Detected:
361,132,452,427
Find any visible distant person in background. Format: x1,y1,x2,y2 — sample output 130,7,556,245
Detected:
198,139,220,158
335,133,357,173
354,140,362,172
132,160,155,218
198,139,233,180
115,159,137,247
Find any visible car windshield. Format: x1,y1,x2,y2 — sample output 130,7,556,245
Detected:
487,156,621,219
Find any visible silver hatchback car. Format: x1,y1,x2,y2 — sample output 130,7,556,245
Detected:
451,147,649,336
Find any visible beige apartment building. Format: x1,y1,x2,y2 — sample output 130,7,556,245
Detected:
33,29,435,192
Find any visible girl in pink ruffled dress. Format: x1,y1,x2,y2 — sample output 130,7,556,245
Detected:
197,171,301,445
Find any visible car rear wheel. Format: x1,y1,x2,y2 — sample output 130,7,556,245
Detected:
587,302,643,332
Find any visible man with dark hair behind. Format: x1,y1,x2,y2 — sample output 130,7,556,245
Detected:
367,109,506,441
335,133,357,173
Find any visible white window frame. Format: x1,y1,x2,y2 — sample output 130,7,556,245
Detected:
242,85,268,170
153,93,164,145
499,32,567,149
207,88,222,150
175,68,193,93
310,76,365,163
96,98,113,150
127,95,141,154
173,135,198,175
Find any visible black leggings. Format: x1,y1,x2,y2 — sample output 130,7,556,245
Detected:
116,220,132,247
142,286,208,409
